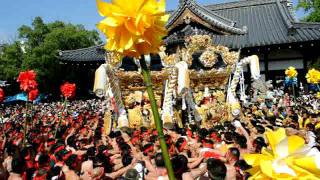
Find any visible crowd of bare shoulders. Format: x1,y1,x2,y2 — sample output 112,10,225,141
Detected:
0,89,319,180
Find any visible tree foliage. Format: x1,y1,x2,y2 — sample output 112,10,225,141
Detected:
297,0,320,22
0,17,101,95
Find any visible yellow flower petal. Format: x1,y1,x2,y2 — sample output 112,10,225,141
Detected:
260,160,274,178
306,68,320,84
125,18,140,35
265,128,286,154
248,168,271,180
101,17,123,27
287,135,305,154
97,0,168,58
97,0,125,17
294,156,320,176
119,28,134,51
285,66,298,78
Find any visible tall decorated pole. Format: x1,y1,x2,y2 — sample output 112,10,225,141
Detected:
96,0,175,179
306,68,320,97
0,88,5,129
285,67,298,103
17,70,38,147
55,82,76,138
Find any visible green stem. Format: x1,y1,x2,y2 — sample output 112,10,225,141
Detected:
55,98,67,138
0,109,3,130
139,57,175,180
30,103,34,130
23,100,29,147
292,83,296,104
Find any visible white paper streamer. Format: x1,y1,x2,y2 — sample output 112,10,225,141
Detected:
93,64,107,98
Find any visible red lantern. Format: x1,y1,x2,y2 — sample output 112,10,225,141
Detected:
60,82,76,99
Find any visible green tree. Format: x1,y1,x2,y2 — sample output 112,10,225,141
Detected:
0,42,23,80
0,42,24,94
297,0,320,22
0,17,101,95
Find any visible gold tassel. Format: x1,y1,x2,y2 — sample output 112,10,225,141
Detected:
104,111,112,136
175,110,183,128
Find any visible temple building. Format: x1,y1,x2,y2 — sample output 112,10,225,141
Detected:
59,0,320,83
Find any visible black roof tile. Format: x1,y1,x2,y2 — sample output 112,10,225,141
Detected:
58,0,320,62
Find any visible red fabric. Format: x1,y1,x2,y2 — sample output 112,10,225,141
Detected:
143,146,154,154
203,151,220,159
186,129,192,138
63,151,73,161
202,142,213,149
37,143,45,153
133,131,141,137
179,139,187,152
28,89,39,101
47,141,55,146
131,137,139,145
22,172,27,180
26,160,34,169
54,146,65,154
0,88,5,102
60,82,76,99
169,144,175,154
210,133,221,143
4,123,11,130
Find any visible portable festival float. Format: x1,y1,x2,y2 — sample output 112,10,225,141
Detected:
55,0,320,178
93,35,263,133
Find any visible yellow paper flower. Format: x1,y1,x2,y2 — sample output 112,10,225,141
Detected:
96,0,168,58
317,92,320,99
306,68,320,84
244,128,320,179
285,66,298,79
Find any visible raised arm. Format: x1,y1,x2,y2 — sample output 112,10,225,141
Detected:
142,154,157,173
183,165,207,180
105,158,136,179
187,156,204,169
234,120,252,149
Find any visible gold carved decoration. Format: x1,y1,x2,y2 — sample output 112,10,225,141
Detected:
184,35,239,67
106,51,122,68
106,35,238,91
199,51,218,68
101,35,241,127
160,46,180,67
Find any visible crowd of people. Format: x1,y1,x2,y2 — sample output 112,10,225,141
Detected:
0,86,318,180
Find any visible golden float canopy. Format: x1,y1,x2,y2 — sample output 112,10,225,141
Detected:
109,35,239,93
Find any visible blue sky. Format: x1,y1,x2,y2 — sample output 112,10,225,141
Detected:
0,0,305,43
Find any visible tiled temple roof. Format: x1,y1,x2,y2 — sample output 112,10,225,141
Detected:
58,45,105,62
58,0,320,62
209,0,320,49
166,0,247,35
